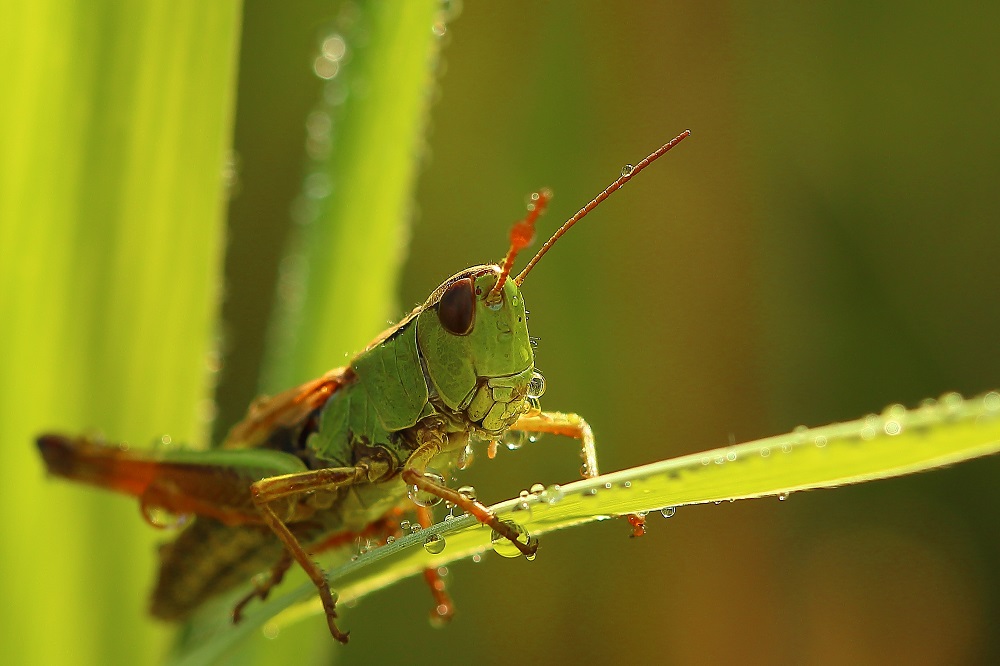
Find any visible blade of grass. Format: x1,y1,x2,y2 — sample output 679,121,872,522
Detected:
0,2,242,664
170,2,446,663
197,389,1000,643
261,0,445,392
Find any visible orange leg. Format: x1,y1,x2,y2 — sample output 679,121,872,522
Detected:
231,514,404,625
250,465,372,643
416,506,455,625
401,434,536,557
511,411,646,537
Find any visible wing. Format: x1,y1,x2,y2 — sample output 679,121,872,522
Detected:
221,366,355,450
37,434,309,526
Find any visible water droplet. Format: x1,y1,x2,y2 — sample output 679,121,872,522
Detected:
539,484,564,504
883,420,902,436
408,470,445,507
456,444,474,470
262,622,280,640
519,490,530,499
660,506,676,518
512,499,532,519
859,415,878,440
472,553,482,563
429,604,450,628
399,520,411,531
313,56,340,80
529,483,545,494
503,429,529,451
423,534,446,555
527,371,546,398
490,520,531,558
940,392,964,419
760,447,770,457
983,391,1000,411
321,34,347,61
385,535,395,544
726,449,737,461
621,164,634,177
778,492,789,501
457,485,477,501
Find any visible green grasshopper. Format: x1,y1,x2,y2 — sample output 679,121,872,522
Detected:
37,129,691,642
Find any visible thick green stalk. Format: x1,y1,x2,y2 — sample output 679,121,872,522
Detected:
0,2,241,664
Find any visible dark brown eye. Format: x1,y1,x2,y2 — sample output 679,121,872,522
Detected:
438,277,475,335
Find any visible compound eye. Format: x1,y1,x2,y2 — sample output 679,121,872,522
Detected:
438,277,475,336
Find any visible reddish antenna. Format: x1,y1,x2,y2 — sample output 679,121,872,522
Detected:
486,189,551,303
514,129,691,286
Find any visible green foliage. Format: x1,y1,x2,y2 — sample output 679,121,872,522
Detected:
0,2,241,664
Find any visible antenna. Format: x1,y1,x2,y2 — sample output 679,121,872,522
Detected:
514,129,691,286
486,189,551,303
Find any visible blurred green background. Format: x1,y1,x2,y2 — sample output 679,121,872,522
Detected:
4,1,999,664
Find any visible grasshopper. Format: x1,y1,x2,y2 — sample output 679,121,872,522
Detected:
37,129,690,642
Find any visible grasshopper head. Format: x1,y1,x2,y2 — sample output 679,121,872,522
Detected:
416,265,533,422
414,130,691,429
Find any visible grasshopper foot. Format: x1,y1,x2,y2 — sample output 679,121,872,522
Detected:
626,513,646,538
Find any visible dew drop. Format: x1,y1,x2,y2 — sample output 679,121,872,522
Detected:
527,371,546,399
322,34,346,61
457,485,477,501
408,470,445,507
512,501,532,520
660,506,676,518
539,484,564,505
529,483,545,494
456,444,474,470
490,520,531,558
778,492,789,501
760,447,770,457
423,534,446,555
429,604,450,628
503,429,529,451
983,391,1000,411
621,164,634,177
